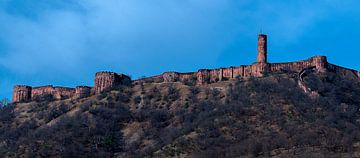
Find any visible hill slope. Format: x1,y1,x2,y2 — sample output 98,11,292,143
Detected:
0,71,360,157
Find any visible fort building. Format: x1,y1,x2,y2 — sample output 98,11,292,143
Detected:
13,85,32,103
94,72,131,94
13,34,359,103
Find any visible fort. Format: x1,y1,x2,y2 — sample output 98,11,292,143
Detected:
12,34,360,103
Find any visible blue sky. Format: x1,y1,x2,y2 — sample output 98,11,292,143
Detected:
0,0,359,99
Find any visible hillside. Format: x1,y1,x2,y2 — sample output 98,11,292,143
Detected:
0,70,360,157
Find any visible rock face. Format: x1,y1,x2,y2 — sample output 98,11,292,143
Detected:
94,72,131,94
12,34,360,103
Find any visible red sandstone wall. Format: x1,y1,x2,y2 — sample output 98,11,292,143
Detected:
31,86,55,100
13,85,32,102
94,72,130,94
132,75,163,85
94,72,116,94
328,64,359,78
163,72,179,82
53,87,75,100
222,67,233,79
197,70,210,85
250,63,269,77
310,56,327,72
233,66,245,78
31,86,76,100
257,34,267,63
243,65,253,77
13,84,92,102
210,69,222,82
270,60,312,73
75,86,91,99
179,73,196,83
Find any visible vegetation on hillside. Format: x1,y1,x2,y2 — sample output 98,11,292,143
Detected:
0,71,359,157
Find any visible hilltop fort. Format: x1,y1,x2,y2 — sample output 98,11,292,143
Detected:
12,34,360,103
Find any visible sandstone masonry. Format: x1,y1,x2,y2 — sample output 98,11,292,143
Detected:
94,72,131,94
13,34,360,103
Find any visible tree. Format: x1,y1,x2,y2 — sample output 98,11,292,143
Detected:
0,98,10,109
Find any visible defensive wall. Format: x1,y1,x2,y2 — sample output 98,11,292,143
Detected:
13,34,359,103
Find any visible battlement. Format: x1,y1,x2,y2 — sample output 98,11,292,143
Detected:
13,85,92,103
12,34,359,103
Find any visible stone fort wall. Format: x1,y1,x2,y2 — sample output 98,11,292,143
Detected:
13,34,359,103
132,55,338,86
13,85,92,103
94,71,131,94
13,71,131,103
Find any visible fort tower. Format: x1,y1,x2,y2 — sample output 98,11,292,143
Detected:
13,85,32,103
94,72,131,94
257,34,267,63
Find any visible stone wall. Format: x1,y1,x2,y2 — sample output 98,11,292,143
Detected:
31,86,56,100
311,56,327,72
132,55,343,86
12,34,360,103
222,67,233,79
132,75,164,85
31,86,75,101
233,66,245,78
270,61,312,73
13,85,32,103
53,87,76,100
162,72,179,82
268,56,326,73
13,85,93,103
94,72,131,94
196,69,211,85
178,73,196,83
209,69,222,82
75,86,92,99
328,63,359,78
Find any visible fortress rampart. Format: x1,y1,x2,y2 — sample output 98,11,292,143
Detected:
12,34,359,103
132,55,334,86
94,72,131,94
75,86,92,99
13,85,92,103
13,85,32,103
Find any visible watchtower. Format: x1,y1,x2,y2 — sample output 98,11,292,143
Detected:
257,34,267,63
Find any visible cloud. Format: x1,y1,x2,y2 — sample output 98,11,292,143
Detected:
0,0,359,99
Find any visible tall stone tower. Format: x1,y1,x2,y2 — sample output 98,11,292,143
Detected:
257,34,267,63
